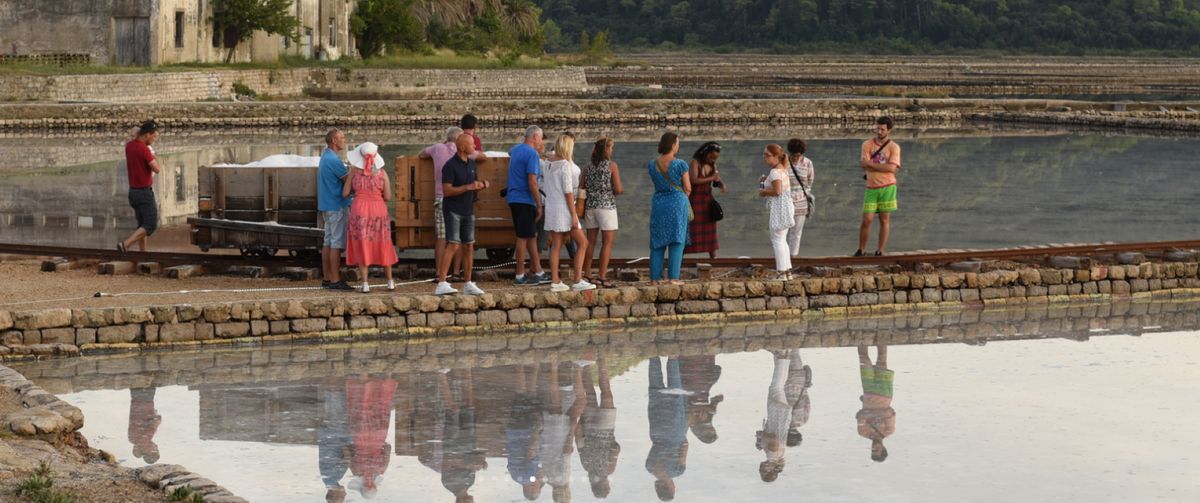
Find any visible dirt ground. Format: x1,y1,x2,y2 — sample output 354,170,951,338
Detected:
0,434,166,503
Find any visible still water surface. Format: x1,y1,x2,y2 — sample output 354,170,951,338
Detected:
1,128,1198,256
11,301,1200,502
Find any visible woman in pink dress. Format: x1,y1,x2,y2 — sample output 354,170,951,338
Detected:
343,142,398,293
346,378,398,499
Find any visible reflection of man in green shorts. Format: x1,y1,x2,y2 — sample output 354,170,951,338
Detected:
856,345,895,463
856,116,901,257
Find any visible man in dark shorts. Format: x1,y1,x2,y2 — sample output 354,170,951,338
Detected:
507,126,551,285
119,120,162,252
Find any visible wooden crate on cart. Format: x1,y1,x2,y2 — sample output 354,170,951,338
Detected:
393,155,516,260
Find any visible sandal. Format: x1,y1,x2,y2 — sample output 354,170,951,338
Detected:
597,277,615,288
116,242,126,253
668,279,685,286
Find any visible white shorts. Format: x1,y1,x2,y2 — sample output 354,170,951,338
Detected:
583,208,618,231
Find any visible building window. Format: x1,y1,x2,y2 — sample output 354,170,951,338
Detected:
329,18,336,48
174,11,185,48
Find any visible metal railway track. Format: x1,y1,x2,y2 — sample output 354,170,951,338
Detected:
1,239,1198,271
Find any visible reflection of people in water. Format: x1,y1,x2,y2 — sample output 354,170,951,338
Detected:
646,357,688,501
128,388,161,464
319,378,351,503
507,364,544,501
756,350,813,482
680,355,723,444
578,353,621,499
540,360,586,503
438,369,487,503
346,377,397,499
857,345,895,462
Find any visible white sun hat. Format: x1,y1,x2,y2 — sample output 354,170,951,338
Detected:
347,142,385,172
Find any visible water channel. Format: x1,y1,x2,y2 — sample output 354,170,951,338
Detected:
8,300,1200,502
2,125,1198,257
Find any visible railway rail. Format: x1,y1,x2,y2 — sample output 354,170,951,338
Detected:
1,239,1198,273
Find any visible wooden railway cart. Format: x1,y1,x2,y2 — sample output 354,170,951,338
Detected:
191,163,324,258
393,155,517,260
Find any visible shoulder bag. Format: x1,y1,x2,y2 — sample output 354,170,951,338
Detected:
706,165,725,222
788,158,815,217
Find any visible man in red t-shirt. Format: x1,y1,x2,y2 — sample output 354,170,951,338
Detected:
119,121,162,252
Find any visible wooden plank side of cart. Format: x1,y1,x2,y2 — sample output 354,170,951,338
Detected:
393,155,515,252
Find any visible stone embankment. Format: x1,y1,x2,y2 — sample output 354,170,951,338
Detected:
2,257,1198,359
0,365,248,502
0,67,590,103
16,298,1198,395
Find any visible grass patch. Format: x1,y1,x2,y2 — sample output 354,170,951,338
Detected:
167,485,205,503
15,462,73,503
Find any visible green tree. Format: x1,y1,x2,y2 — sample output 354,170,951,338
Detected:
211,0,301,63
351,0,425,57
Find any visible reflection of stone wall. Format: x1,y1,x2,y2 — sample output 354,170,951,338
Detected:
12,299,1200,394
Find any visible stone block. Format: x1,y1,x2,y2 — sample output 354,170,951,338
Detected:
1082,281,1099,295
416,295,441,312
40,328,74,344
892,274,910,288
195,323,214,340
724,282,747,297
13,309,72,330
976,272,999,288
159,323,194,343
960,289,981,302
427,312,456,327
17,329,40,345
922,288,941,302
677,300,720,314
657,304,676,316
1098,280,1112,294
532,308,563,322
98,324,141,344
789,296,808,309
893,291,907,304
478,310,508,326
908,290,922,303
327,317,346,330
75,327,97,345
1049,256,1086,268
657,285,682,302
1048,284,1067,296
0,310,10,331
406,313,427,327
743,298,765,311
981,287,1008,300
720,299,747,312
268,320,291,334
507,308,532,324
1073,269,1090,283
1040,269,1062,284
940,273,965,289
591,306,609,319
1130,279,1149,292
377,316,406,329
349,316,376,330
291,318,328,333
746,281,767,297
942,289,961,302
848,293,879,306
565,307,591,322
801,279,823,295
455,313,479,326
214,322,250,338
1109,266,1126,280
1139,262,1153,278
809,295,847,308
766,297,790,311
609,304,631,318
1148,279,1162,291
1026,285,1048,297
630,304,656,317
1018,269,1042,285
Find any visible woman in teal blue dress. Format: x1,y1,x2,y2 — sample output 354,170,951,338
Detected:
647,132,691,283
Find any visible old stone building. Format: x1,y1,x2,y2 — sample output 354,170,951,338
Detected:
0,0,354,66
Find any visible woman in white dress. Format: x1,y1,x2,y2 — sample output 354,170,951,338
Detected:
543,134,596,292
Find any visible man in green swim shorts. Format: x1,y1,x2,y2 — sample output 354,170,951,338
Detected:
856,117,901,256
856,345,895,463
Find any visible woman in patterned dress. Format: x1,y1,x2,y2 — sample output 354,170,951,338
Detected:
647,132,691,284
343,142,398,293
685,142,725,258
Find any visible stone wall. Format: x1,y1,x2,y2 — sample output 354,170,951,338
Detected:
0,67,591,103
14,298,1199,394
2,257,1198,359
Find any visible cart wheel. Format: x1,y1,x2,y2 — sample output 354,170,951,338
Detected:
486,247,515,262
262,248,278,257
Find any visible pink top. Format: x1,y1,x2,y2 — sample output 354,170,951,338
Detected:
423,141,479,198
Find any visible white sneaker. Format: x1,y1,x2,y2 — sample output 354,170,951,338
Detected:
360,283,370,293
549,282,570,292
434,281,457,296
463,281,484,295
571,280,597,291
386,280,396,291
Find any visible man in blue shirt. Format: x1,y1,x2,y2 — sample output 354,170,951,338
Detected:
318,129,353,290
507,126,550,285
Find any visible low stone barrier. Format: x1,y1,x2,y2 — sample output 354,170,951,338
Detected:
2,259,1198,360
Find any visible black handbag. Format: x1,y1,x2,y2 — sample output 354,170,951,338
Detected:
710,197,724,222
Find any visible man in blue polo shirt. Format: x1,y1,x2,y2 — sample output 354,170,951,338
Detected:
319,129,354,291
507,126,550,286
